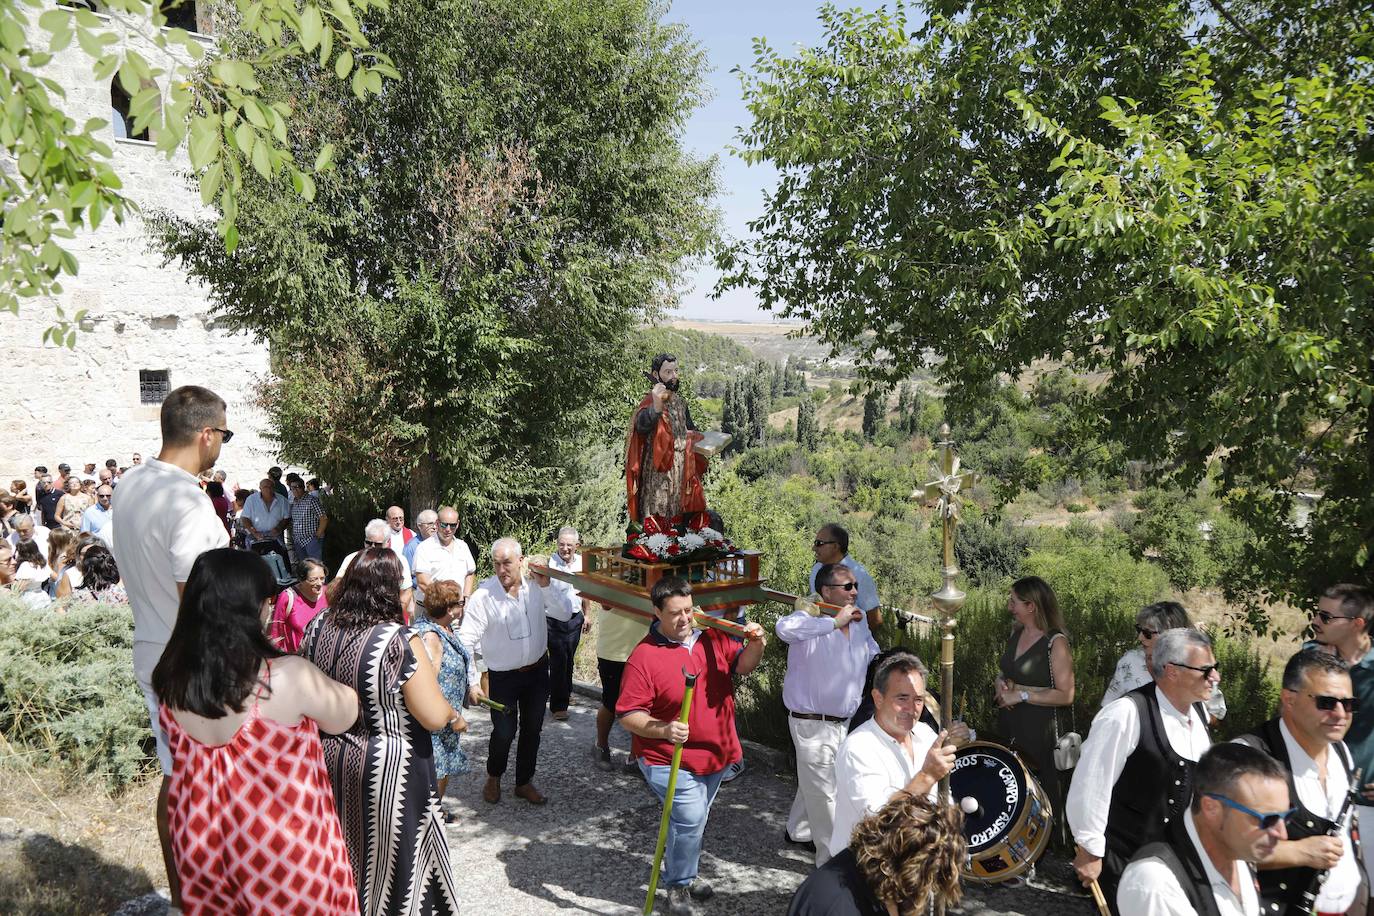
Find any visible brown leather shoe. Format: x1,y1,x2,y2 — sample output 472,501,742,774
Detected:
552,710,569,721
482,777,501,804
513,783,547,805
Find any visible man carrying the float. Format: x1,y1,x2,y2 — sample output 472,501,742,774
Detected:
1068,628,1218,912
626,353,707,524
1234,649,1365,915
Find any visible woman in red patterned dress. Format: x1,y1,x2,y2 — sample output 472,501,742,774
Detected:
152,548,362,915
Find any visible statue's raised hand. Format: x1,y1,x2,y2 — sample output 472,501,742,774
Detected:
652,382,669,406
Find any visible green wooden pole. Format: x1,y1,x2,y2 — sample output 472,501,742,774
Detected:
644,669,699,915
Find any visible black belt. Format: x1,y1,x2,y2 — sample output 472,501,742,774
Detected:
789,711,847,723
514,653,549,673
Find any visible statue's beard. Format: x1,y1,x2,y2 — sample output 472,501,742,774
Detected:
659,378,680,392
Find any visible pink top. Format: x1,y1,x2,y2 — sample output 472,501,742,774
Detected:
270,587,329,653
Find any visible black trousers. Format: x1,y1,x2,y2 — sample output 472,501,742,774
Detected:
486,660,550,786
547,615,584,714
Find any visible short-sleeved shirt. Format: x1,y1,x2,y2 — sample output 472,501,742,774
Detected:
241,491,290,543
338,550,412,587
809,555,880,613
411,536,476,602
112,458,230,689
289,492,323,546
617,622,744,775
80,503,113,542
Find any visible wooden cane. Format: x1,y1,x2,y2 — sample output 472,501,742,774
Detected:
644,668,699,916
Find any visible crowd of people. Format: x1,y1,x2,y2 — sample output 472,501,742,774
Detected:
14,381,1374,916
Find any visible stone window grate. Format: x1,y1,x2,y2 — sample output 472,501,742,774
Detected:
139,369,171,404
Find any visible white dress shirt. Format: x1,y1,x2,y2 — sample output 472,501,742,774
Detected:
1274,720,1360,911
776,609,878,718
1118,809,1259,916
1069,687,1212,856
829,717,939,853
1102,647,1228,719
458,575,554,682
808,556,880,613
411,535,476,602
545,551,583,623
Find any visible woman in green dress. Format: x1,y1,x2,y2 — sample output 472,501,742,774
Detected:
995,575,1075,820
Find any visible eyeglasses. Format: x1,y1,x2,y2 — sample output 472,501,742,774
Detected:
822,581,858,591
210,427,235,443
1203,793,1294,829
364,540,387,548
812,539,838,548
97,492,112,499
1309,694,1360,713
1135,625,1159,639
1169,661,1219,678
438,522,458,529
1314,610,1358,625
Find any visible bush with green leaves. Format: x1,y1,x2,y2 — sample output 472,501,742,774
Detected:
0,595,152,790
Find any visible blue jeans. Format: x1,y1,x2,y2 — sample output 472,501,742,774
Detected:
639,759,726,888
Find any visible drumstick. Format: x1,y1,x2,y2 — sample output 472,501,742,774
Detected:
1087,877,1110,916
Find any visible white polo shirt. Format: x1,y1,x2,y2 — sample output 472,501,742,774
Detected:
111,459,229,689
411,535,476,603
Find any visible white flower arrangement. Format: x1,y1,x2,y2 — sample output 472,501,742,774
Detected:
677,532,706,552
642,533,675,557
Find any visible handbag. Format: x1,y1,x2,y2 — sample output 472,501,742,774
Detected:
1047,632,1081,771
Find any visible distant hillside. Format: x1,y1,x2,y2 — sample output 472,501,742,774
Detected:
638,325,757,375
669,319,838,366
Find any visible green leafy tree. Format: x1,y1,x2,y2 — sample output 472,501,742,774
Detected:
861,390,881,441
154,0,716,542
1,0,396,341
796,393,819,450
721,0,1374,614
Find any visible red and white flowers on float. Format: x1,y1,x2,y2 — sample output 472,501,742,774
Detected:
623,513,736,564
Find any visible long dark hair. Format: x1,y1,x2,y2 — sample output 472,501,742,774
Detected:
328,548,404,629
151,548,282,718
78,544,120,592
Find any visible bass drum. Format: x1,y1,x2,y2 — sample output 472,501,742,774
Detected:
949,741,1053,883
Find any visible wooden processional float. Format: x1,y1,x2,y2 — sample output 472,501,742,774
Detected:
530,424,1052,898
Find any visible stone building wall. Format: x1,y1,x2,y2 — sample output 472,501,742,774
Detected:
0,3,277,488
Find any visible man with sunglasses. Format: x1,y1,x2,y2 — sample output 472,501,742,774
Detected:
776,563,880,864
808,524,882,630
1309,584,1374,886
80,484,114,546
1119,742,1290,916
1234,649,1365,915
413,506,477,610
1069,628,1219,911
336,519,416,618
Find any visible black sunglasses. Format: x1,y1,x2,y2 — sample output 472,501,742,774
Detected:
812,539,838,548
1135,625,1159,639
438,521,458,529
1309,693,1360,713
1169,661,1219,678
364,539,387,548
210,427,235,443
1314,610,1358,625
822,581,858,591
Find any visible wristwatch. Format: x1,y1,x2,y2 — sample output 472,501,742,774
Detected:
1018,690,1029,704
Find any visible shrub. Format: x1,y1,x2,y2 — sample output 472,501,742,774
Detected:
0,595,153,790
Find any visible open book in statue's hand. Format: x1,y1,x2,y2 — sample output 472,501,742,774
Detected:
692,430,731,458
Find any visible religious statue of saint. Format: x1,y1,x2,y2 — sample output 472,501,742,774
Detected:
625,353,711,524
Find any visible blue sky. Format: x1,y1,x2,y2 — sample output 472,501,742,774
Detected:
666,1,887,321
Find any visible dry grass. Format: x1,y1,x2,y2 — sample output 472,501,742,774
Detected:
0,744,162,915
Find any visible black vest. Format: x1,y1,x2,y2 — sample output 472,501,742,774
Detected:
1133,818,1259,916
1235,718,1363,916
1105,684,1210,870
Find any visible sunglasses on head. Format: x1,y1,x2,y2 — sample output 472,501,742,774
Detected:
1309,693,1359,713
1314,610,1358,625
1203,793,1294,829
1135,625,1159,639
822,581,858,591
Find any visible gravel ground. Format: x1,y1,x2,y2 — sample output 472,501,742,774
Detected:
115,690,1096,916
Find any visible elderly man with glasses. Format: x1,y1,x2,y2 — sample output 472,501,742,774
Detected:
808,524,882,631
80,485,115,546
1234,649,1364,915
1068,627,1219,911
402,509,438,589
336,518,415,618
776,562,879,864
1307,583,1374,888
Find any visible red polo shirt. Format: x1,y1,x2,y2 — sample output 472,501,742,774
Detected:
616,623,744,776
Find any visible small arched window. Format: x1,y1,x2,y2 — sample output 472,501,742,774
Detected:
159,0,198,32
111,82,149,142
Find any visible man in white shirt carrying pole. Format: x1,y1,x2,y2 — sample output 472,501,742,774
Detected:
1118,743,1290,916
461,537,555,806
1234,649,1365,916
112,385,233,916
777,562,879,865
829,651,955,855
1069,628,1219,913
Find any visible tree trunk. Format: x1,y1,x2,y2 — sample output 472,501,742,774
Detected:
410,449,438,518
